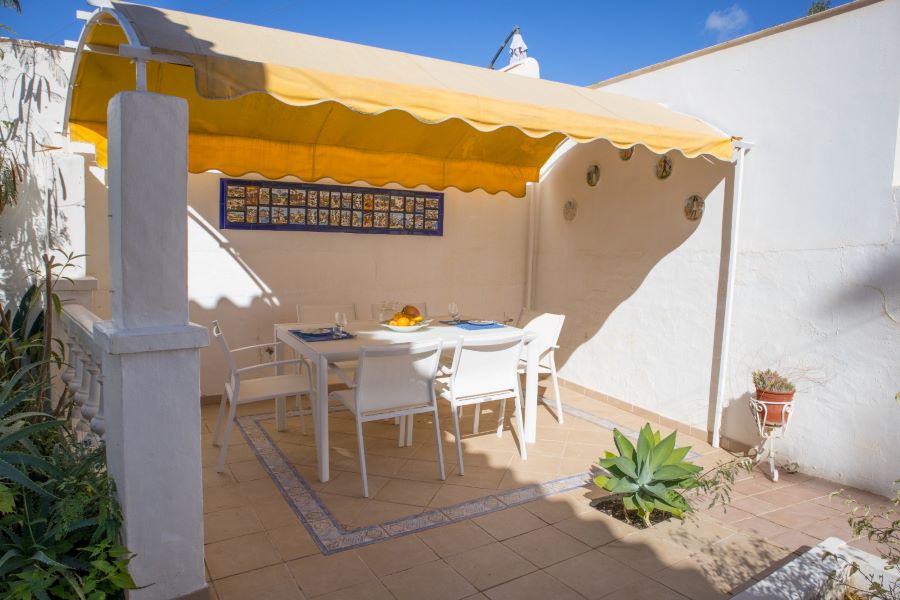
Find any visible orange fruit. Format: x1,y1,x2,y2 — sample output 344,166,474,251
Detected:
397,316,411,326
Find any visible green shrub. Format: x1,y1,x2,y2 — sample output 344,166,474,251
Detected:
0,361,136,598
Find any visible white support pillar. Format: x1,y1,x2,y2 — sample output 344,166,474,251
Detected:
97,91,209,600
711,142,752,448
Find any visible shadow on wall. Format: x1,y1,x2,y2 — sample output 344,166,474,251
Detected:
534,138,733,429
0,41,73,301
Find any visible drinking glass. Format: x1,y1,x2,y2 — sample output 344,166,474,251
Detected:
334,311,348,338
448,302,460,323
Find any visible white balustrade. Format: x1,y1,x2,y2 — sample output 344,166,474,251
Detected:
59,304,104,442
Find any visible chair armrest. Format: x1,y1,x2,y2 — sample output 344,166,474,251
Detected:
235,358,305,375
327,363,356,388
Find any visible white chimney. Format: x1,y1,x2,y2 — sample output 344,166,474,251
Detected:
500,28,540,78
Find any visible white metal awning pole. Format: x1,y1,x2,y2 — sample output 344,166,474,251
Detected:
711,141,752,448
524,182,538,309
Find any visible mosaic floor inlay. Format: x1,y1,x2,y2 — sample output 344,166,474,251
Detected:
236,403,697,554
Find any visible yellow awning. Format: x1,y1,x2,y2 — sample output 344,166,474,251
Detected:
68,2,735,197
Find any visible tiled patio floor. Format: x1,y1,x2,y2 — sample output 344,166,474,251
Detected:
199,386,889,599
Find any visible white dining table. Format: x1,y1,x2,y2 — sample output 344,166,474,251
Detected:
273,319,541,482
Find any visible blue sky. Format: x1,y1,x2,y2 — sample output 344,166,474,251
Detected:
3,0,849,85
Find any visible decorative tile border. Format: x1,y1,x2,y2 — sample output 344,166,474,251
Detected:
235,402,697,554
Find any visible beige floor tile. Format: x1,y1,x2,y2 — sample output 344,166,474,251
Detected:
730,515,792,540
235,477,282,502
428,484,493,508
204,468,239,490
320,470,387,498
801,515,857,541
752,484,829,507
762,502,841,530
553,509,635,548
253,496,301,530
374,478,441,507
484,570,584,600
204,506,265,544
606,578,688,599
729,495,781,516
267,523,321,561
286,551,376,598
473,506,545,540
497,470,559,490
317,493,367,527
357,534,438,576
543,550,646,599
331,453,407,477
228,457,270,483
396,458,459,482
700,503,754,524
660,517,736,554
444,465,506,490
345,499,426,527
205,531,281,580
381,559,476,600
521,490,593,524
502,525,590,568
444,542,536,590
708,532,793,580
649,556,731,599
417,520,495,558
768,528,824,554
312,580,394,600
213,563,305,600
597,533,688,574
204,484,250,514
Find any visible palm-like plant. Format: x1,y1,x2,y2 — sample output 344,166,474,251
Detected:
593,425,703,527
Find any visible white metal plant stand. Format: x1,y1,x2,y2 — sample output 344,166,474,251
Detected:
749,394,796,482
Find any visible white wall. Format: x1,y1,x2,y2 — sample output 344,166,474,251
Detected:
0,40,88,303
537,0,900,494
189,174,529,394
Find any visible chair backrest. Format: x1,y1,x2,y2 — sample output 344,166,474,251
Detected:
211,321,238,385
371,301,428,321
517,310,565,358
296,303,357,323
354,341,443,415
447,333,525,399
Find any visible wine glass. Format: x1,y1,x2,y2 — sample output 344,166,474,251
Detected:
448,302,460,323
334,311,348,338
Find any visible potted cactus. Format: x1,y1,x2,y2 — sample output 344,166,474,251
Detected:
753,369,796,426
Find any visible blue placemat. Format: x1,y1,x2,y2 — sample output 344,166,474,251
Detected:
290,330,355,342
454,321,505,331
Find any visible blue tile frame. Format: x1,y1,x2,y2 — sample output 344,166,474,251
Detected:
219,178,444,236
234,403,700,554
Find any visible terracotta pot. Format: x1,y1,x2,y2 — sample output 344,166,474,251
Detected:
755,389,795,426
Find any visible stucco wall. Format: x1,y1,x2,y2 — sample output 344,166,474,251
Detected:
0,40,85,302
537,0,900,494
187,173,529,395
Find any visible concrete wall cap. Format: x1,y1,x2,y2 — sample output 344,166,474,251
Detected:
94,321,209,355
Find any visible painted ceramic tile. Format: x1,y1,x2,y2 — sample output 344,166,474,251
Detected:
245,206,258,223
308,190,318,207
341,192,352,209
389,213,404,229
425,198,439,209
245,186,259,205
272,188,289,205
258,207,270,223
226,184,245,198
289,208,305,224
363,213,374,228
226,197,244,211
415,198,425,212
374,194,389,211
272,206,288,224
351,211,362,227
307,208,318,225
373,212,388,228
352,193,363,210
290,189,306,206
226,211,244,223
390,195,405,211
363,193,374,210
259,188,271,204
340,210,351,227
425,209,439,220
328,210,340,226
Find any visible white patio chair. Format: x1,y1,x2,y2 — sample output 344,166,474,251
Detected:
328,340,448,497
211,320,311,472
296,303,358,323
438,333,527,474
516,309,566,424
371,301,428,321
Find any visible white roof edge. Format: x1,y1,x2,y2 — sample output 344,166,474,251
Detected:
0,36,76,52
591,0,885,88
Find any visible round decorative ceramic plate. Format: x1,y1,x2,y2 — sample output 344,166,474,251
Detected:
619,147,634,161
381,320,432,332
467,320,496,325
656,155,673,179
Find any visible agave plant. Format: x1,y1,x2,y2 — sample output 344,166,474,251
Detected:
594,425,703,527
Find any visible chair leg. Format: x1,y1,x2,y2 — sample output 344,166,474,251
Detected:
550,354,564,424
216,401,238,473
473,403,480,434
512,390,527,461
275,396,286,431
296,394,307,435
451,401,465,475
355,416,369,497
497,398,507,438
398,415,406,447
406,411,414,447
431,406,446,481
212,391,228,446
